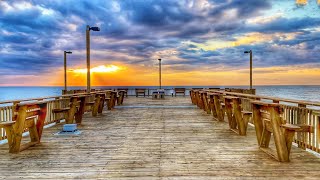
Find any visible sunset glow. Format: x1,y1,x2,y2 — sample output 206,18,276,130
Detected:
69,65,123,74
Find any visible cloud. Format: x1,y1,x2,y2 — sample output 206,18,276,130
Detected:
0,0,320,86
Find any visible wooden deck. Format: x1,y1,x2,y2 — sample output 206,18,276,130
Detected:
0,97,320,179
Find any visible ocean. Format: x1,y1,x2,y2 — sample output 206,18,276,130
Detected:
0,86,319,102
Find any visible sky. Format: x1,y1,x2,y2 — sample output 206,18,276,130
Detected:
0,0,320,86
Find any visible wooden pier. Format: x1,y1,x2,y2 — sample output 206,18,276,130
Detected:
0,96,320,179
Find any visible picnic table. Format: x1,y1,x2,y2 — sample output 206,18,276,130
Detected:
0,101,47,153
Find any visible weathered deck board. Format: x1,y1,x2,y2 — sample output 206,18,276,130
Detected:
0,97,320,179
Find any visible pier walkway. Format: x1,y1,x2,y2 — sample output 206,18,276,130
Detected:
0,97,320,179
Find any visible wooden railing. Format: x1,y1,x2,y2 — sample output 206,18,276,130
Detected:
0,91,104,140
63,88,232,97
207,90,320,153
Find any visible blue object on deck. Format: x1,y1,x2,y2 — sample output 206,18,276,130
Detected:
54,124,81,136
63,124,77,132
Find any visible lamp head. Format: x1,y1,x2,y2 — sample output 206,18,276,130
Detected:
244,50,252,54
65,51,72,54
158,58,161,61
89,27,100,31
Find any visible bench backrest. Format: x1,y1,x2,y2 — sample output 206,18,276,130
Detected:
13,102,46,121
135,89,146,92
174,88,185,92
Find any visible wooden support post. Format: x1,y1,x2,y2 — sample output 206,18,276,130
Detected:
3,125,14,151
232,98,247,135
12,101,20,121
98,93,105,114
66,97,77,124
92,94,101,117
190,90,195,105
297,103,307,149
224,98,236,129
28,118,40,143
252,103,263,145
198,91,205,109
36,103,47,140
118,91,125,105
213,94,224,122
110,91,116,109
193,91,198,106
75,96,86,124
11,105,28,153
270,105,289,162
202,92,211,114
208,94,218,118
195,91,201,108
54,97,61,122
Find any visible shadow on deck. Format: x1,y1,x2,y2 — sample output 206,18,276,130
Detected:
0,97,319,179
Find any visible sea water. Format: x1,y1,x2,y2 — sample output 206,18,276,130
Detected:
0,86,319,102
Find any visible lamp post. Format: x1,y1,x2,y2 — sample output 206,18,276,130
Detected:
86,25,100,93
244,50,253,89
64,51,72,92
158,58,162,89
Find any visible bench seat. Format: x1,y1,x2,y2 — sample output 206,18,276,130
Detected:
52,108,70,113
241,111,252,115
86,102,95,106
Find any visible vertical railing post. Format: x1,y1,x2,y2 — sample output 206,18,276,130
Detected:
86,25,91,93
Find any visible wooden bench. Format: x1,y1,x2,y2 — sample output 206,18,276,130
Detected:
224,96,252,135
135,89,146,97
117,88,128,97
174,88,186,96
152,91,165,100
117,90,126,105
251,101,312,162
62,90,75,95
52,97,80,124
0,101,47,153
90,93,105,117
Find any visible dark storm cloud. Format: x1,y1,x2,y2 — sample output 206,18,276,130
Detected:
120,0,195,27
209,0,271,18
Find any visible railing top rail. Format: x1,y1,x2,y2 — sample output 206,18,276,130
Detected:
207,90,320,107
0,90,110,105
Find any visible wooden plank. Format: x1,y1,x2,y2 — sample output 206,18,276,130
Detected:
0,97,320,179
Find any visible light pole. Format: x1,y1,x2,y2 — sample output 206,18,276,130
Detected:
64,51,72,92
244,50,253,89
86,25,100,93
158,58,162,89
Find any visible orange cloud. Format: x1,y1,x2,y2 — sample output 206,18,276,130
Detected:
296,0,308,5
187,32,300,50
2,63,320,86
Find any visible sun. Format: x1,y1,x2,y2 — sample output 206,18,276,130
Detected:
70,65,123,73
